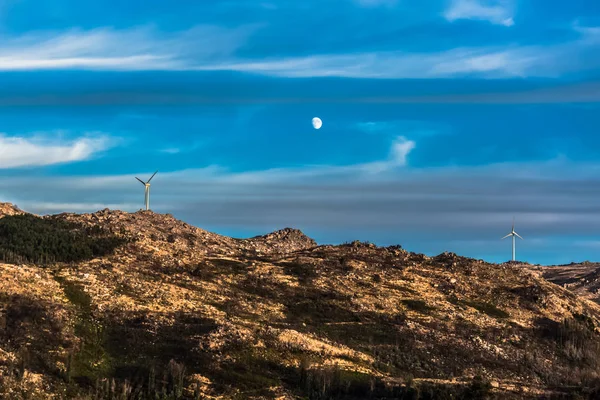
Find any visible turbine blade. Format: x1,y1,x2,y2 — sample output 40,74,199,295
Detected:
501,234,512,239
135,177,145,185
147,170,158,182
515,232,523,240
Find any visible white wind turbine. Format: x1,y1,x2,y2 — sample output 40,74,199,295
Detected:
135,171,157,211
501,217,523,261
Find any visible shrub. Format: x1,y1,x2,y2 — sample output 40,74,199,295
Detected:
464,375,493,399
0,214,127,264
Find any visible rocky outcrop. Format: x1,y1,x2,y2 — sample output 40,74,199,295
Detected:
0,202,26,217
241,227,318,255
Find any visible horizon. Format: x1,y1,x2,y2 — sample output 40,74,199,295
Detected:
4,202,590,267
0,0,598,265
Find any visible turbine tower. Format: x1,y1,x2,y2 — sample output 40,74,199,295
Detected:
135,171,157,211
501,217,523,261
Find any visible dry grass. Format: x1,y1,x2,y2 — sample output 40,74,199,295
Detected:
1,207,600,398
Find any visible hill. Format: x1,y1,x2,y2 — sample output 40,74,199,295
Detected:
1,204,600,399
530,262,600,305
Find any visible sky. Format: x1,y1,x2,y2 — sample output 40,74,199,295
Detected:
0,0,599,265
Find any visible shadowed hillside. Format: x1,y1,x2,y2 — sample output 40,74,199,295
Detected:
1,204,600,399
531,262,600,305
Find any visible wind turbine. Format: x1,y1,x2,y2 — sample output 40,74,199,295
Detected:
501,217,523,261
135,171,157,211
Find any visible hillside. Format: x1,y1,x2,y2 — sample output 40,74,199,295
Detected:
1,204,600,399
530,262,600,305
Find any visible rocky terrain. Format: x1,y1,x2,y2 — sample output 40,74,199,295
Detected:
530,262,600,305
1,204,600,399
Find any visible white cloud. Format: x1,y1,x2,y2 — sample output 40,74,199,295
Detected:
0,22,597,79
194,49,526,78
2,150,600,264
224,136,415,180
444,0,514,26
196,28,600,79
0,25,257,71
355,120,449,137
4,153,600,244
0,133,113,168
202,47,538,78
390,137,416,166
8,135,413,190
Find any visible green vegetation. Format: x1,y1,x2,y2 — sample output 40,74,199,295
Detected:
80,360,194,400
54,275,113,387
4,214,600,399
0,214,127,264
53,274,214,399
538,315,600,368
297,362,495,399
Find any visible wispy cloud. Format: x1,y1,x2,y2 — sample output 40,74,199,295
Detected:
0,133,114,168
194,33,598,79
444,0,514,26
158,140,204,155
356,120,449,137
5,152,600,264
357,136,415,173
0,25,256,70
0,128,591,266
195,48,512,78
0,21,597,80
181,136,416,184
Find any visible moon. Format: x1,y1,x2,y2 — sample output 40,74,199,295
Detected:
312,117,322,130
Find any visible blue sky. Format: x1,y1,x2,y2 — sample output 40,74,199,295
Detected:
0,0,599,265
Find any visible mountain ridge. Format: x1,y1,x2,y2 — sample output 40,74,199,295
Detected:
0,203,600,399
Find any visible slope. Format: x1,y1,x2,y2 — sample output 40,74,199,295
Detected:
0,206,600,399
532,262,600,305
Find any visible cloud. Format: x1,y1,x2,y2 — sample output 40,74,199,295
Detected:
223,136,415,180
0,133,113,168
0,24,257,70
391,137,415,165
193,35,597,79
196,51,479,78
2,146,600,264
356,120,449,137
444,0,514,26
4,155,600,264
0,22,597,80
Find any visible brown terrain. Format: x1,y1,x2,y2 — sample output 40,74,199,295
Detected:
530,262,600,305
1,203,600,399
